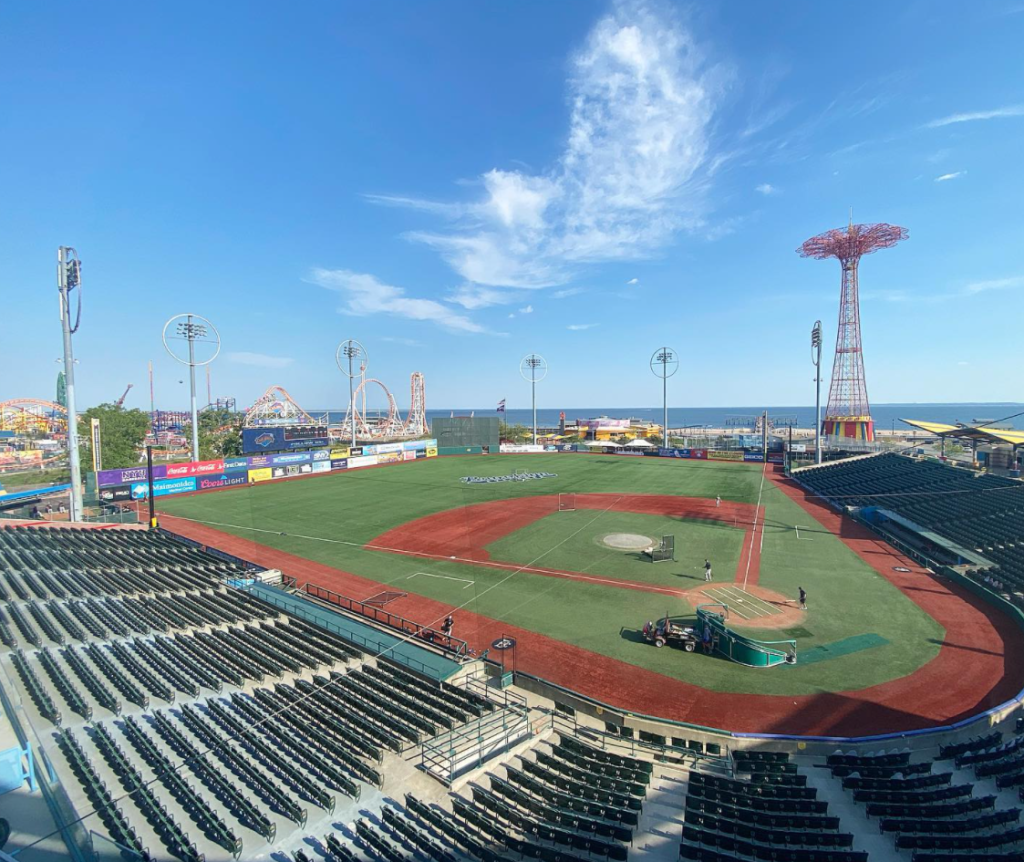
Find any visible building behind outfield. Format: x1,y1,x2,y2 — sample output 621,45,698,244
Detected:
432,415,501,454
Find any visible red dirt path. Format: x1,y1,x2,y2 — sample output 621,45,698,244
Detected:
158,480,1024,737
368,494,763,593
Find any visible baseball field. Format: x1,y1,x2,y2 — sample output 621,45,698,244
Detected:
156,453,1024,734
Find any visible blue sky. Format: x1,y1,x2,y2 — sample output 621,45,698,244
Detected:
2,1,1022,413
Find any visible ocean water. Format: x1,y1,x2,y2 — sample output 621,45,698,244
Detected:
312,403,1024,431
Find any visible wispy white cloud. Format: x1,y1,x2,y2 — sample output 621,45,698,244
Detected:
310,268,488,333
957,361,970,366
552,286,585,299
625,277,639,285
370,1,721,292
380,336,424,347
755,183,776,195
926,105,1024,128
964,276,1024,294
519,305,534,314
934,171,965,182
567,323,599,331
226,352,294,369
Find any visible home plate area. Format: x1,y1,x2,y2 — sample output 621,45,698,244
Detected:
686,583,804,629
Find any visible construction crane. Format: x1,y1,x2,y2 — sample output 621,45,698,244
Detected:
115,383,133,408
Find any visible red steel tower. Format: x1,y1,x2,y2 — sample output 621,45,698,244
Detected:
798,219,908,442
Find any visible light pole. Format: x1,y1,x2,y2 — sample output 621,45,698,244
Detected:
57,246,84,521
336,340,366,447
519,354,547,445
811,320,823,464
162,314,221,463
650,347,679,448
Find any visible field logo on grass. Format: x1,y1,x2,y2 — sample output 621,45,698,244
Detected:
460,471,557,484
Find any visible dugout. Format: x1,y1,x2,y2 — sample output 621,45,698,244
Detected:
432,416,500,455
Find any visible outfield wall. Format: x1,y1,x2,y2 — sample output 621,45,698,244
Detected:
94,438,437,502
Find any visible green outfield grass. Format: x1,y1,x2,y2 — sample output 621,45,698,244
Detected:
158,454,944,696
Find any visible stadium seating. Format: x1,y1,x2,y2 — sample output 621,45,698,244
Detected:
795,453,1024,602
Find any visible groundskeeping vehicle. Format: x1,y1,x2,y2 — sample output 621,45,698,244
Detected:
642,617,700,651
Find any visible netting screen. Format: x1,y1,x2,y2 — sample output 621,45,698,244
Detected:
431,417,500,449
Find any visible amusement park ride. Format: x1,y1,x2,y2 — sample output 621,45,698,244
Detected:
243,372,427,442
0,399,67,436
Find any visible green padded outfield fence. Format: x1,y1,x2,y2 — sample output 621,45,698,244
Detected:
697,604,796,668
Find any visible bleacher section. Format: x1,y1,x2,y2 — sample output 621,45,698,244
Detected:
796,453,1024,603
0,524,501,862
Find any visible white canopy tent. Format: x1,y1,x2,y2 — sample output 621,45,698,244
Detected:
584,439,621,447
625,439,654,448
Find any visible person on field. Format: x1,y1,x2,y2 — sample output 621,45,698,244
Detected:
704,559,712,581
716,495,721,507
442,614,454,640
799,587,807,610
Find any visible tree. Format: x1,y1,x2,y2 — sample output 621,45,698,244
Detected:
184,409,243,461
78,404,150,478
501,423,531,444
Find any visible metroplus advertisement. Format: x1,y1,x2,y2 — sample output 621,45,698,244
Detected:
165,459,225,478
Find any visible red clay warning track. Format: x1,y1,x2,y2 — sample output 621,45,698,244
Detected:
159,483,1024,737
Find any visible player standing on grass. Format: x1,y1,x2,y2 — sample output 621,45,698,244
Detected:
704,559,713,581
799,587,807,610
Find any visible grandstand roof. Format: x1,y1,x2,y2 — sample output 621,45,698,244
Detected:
901,418,1024,447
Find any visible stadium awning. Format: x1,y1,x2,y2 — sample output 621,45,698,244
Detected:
901,418,1024,447
625,439,654,447
585,439,621,447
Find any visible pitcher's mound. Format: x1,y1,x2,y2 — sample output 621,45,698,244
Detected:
603,533,653,550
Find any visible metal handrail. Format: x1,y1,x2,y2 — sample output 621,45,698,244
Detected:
304,583,470,658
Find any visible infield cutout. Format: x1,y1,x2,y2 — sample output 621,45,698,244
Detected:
602,533,655,550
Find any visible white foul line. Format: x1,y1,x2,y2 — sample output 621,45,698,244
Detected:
408,571,475,589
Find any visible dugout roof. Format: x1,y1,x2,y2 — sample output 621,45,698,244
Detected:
901,418,1024,447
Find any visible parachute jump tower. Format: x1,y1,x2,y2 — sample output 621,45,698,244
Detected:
798,218,908,442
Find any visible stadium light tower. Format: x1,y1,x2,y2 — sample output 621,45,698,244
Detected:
798,217,908,443
650,347,679,447
336,339,366,447
519,354,548,445
811,321,823,464
57,246,84,521
162,314,221,463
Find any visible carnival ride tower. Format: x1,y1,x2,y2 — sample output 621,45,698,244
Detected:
798,219,908,442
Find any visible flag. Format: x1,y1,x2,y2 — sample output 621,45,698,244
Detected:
497,399,506,413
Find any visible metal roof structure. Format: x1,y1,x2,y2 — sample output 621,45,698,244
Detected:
901,418,1024,447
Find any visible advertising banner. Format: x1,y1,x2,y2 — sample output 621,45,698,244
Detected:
349,447,364,457
415,450,427,459
97,465,165,487
311,449,331,462
269,452,311,466
426,447,438,458
348,454,379,469
98,485,133,503
403,450,416,461
90,417,103,472
311,460,331,473
378,451,402,464
709,450,743,462
374,442,403,455
224,457,250,471
768,453,785,464
691,449,707,459
242,426,330,454
165,459,225,478
499,444,545,453
271,463,313,479
614,449,644,456
743,452,765,462
130,477,196,500
197,474,249,491
330,447,350,459
248,467,273,483
330,458,348,470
